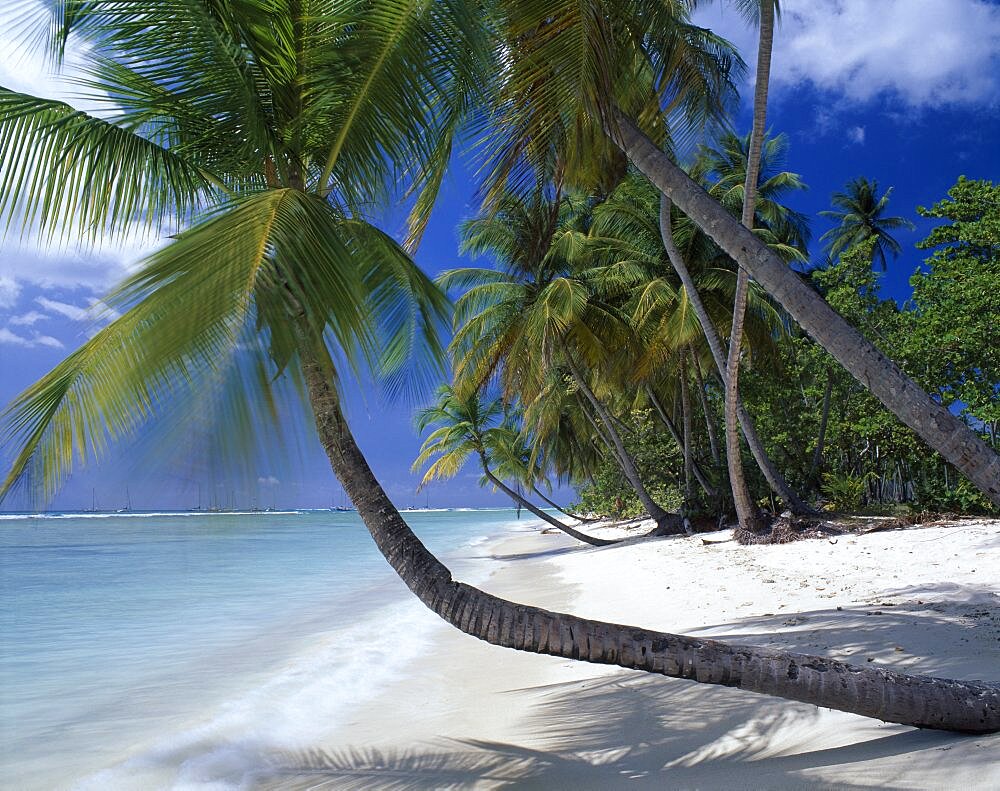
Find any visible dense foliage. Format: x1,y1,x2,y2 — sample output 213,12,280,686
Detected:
425,174,999,519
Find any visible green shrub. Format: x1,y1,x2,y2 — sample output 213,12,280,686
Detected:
821,471,870,511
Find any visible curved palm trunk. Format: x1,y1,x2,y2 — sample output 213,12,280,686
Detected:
477,454,618,547
644,383,718,501
725,0,775,532
659,195,811,515
530,485,598,523
564,347,682,533
299,338,1000,734
614,114,1000,509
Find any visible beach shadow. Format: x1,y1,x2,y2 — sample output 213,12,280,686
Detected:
258,589,999,790
253,744,542,789
485,533,677,562
256,683,977,790
682,584,999,679
483,545,582,562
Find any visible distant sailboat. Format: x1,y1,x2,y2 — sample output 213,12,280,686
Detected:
116,487,132,513
332,484,353,511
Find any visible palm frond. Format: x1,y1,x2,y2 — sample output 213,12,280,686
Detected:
0,87,219,242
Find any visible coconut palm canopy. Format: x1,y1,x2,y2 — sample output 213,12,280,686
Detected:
819,176,915,270
0,0,495,498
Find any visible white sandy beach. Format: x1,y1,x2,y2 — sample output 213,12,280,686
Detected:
257,517,1000,790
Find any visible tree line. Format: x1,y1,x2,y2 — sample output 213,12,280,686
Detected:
417,165,999,527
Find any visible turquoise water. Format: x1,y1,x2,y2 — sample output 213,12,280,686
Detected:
0,508,536,789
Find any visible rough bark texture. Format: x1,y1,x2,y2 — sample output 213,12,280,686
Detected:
477,454,618,547
659,195,811,515
725,0,775,533
299,338,1000,734
623,117,1000,508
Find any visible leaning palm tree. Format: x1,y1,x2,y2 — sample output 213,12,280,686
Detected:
412,385,615,546
490,0,1000,507
819,176,915,270
486,421,596,523
2,1,998,733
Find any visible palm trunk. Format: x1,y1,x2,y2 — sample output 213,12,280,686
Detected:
613,113,1000,509
659,194,811,515
299,335,1000,734
530,484,597,523
645,384,717,499
564,347,681,532
725,0,775,532
476,455,617,547
809,367,834,485
691,352,721,467
680,352,694,507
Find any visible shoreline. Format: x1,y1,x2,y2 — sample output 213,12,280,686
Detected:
260,516,1000,789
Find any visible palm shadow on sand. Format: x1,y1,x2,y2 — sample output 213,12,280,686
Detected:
258,585,998,789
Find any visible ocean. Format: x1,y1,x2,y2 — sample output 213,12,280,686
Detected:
0,508,540,789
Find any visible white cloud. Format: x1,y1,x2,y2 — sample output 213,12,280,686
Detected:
0,327,63,349
0,327,30,347
847,125,866,145
693,0,1000,108
33,334,64,349
36,297,90,321
0,2,107,115
258,475,280,487
9,310,47,326
0,5,166,297
0,225,166,296
0,275,21,308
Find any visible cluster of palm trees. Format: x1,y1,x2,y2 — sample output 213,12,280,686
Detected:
414,130,813,536
1,1,997,731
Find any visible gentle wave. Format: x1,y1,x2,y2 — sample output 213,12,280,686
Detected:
0,510,303,520
2,508,529,790
72,595,443,790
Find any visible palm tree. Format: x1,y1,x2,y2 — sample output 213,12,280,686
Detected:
723,0,778,533
412,385,615,546
489,1,1000,507
820,177,915,270
485,422,597,523
2,1,998,732
589,171,810,515
444,189,682,532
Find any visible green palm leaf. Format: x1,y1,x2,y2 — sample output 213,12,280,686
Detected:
0,88,219,242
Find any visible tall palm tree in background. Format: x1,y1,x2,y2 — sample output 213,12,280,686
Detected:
722,0,778,532
584,171,789,509
820,176,915,270
1,1,998,731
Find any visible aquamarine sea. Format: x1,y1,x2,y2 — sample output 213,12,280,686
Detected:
0,508,536,789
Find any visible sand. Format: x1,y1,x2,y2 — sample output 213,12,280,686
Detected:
262,518,1000,789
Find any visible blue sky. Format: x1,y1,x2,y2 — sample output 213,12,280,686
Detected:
1,0,999,511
